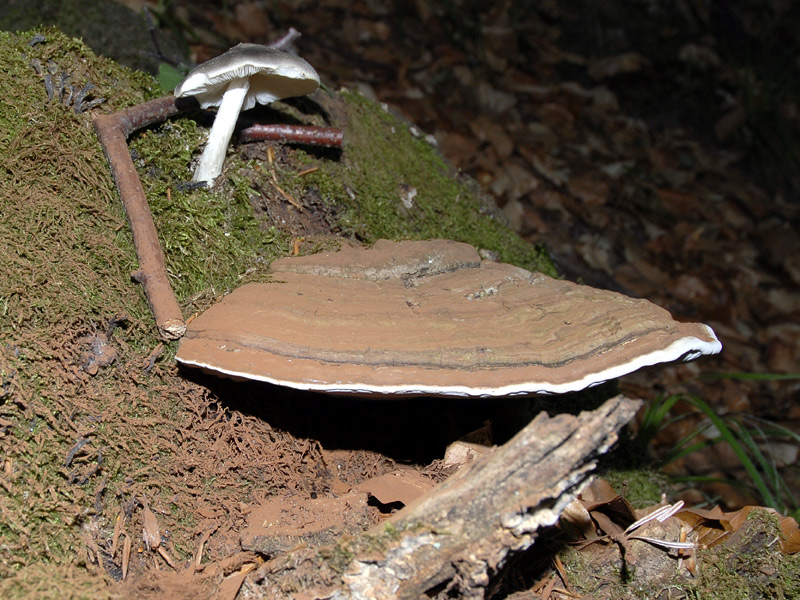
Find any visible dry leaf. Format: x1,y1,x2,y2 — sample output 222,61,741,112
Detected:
354,470,436,507
579,479,638,528
674,505,732,549
215,565,256,600
558,498,595,540
676,505,800,554
122,534,132,580
779,514,800,554
588,52,650,80
111,510,124,556
142,501,161,551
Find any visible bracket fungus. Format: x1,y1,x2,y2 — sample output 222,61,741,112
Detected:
176,240,721,397
174,43,320,185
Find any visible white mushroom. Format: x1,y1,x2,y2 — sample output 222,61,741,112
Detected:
174,43,320,185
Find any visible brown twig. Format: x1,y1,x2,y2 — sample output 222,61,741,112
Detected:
238,123,343,147
94,95,341,338
93,95,186,339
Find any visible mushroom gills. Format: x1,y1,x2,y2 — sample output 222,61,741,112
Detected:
173,43,320,185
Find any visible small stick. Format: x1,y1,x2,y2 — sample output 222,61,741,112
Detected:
122,534,132,580
93,95,186,339
238,123,343,147
144,342,165,373
267,27,302,51
94,94,341,338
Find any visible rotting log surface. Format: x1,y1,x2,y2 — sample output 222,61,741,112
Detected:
249,394,641,599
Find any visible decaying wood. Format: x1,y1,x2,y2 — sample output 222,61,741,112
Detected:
93,95,344,339
246,394,641,599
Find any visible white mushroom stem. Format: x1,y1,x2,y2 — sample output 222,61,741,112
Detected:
192,78,251,185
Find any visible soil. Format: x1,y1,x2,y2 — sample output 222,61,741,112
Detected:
1,1,799,598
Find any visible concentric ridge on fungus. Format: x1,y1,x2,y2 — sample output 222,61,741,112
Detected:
176,239,721,397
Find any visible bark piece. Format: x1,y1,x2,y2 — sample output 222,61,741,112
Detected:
247,394,641,599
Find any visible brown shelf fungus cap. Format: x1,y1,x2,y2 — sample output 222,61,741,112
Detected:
174,43,320,185
176,240,722,397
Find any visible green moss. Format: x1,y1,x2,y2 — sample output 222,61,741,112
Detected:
128,121,290,313
0,25,560,596
559,544,607,597
0,562,116,600
0,29,153,339
687,510,800,599
599,469,671,509
289,90,556,275
0,28,285,587
0,27,156,575
558,509,800,600
0,0,187,75
318,540,356,574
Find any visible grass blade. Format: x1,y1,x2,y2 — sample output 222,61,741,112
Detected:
685,395,779,509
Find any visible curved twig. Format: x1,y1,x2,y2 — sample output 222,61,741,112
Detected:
94,95,343,338
93,96,186,339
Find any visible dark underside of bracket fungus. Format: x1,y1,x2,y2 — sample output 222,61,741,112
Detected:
176,239,721,396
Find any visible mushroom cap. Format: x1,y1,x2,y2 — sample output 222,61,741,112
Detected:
174,43,320,110
176,240,722,397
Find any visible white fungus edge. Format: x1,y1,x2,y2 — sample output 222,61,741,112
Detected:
175,325,722,398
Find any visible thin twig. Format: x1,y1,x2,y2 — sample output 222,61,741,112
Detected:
94,95,341,337
267,27,302,51
239,123,343,147
93,95,186,339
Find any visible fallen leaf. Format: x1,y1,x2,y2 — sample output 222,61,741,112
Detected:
354,470,436,507
588,52,650,80
674,505,731,549
779,514,800,554
676,505,800,554
214,565,256,600
558,498,595,540
142,500,161,551
579,479,638,528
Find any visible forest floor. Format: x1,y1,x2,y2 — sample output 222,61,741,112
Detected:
0,1,798,598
